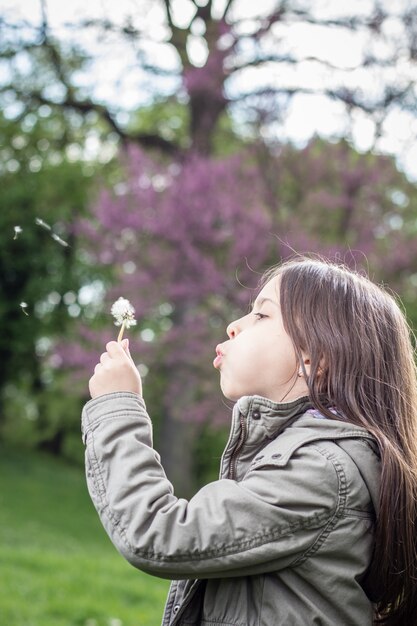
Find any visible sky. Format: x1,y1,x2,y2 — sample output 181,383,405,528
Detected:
2,0,417,179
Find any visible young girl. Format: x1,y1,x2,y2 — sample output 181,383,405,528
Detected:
82,256,417,625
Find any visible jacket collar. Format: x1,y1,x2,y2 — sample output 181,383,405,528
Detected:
221,395,311,480
233,394,374,446
237,394,312,420
235,395,313,441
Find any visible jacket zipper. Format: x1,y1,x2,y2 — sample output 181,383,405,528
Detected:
170,580,203,625
228,413,247,480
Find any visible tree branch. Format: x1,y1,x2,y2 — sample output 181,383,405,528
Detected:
3,85,181,153
230,6,388,35
286,8,386,32
39,0,48,41
163,0,175,30
162,0,189,66
69,17,144,36
252,7,288,40
227,53,397,74
223,0,235,21
43,37,72,87
139,62,178,76
192,0,212,23
232,85,416,117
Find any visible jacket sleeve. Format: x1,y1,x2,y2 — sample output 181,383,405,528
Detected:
81,392,340,580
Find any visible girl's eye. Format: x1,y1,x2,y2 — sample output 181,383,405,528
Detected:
253,312,267,320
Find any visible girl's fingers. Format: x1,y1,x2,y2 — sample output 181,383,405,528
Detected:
100,352,110,365
106,340,124,357
106,340,134,364
121,338,135,364
90,340,142,397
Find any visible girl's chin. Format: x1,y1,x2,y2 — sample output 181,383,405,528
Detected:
220,380,251,402
224,393,240,402
220,381,238,402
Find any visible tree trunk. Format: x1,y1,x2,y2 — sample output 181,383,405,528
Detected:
190,92,226,155
158,411,199,498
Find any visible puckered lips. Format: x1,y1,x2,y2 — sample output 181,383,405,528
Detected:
213,344,224,369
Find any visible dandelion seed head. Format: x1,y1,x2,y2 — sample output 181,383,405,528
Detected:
111,297,136,328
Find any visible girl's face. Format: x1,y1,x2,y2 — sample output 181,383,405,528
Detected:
214,276,310,403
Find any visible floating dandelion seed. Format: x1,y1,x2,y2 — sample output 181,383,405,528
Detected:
111,297,136,342
14,226,23,240
51,233,69,247
20,302,29,316
35,217,52,231
35,217,70,247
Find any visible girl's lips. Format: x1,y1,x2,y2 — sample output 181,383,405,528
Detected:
213,344,224,369
213,354,222,369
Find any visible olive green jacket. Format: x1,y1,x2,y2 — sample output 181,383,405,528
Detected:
81,392,381,625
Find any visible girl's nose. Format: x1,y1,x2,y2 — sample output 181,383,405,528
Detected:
226,320,239,339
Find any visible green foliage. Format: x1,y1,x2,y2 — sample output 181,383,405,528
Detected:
0,104,114,454
1,373,85,461
0,109,93,331
192,422,230,485
0,444,169,625
211,109,251,157
128,97,248,157
128,98,190,150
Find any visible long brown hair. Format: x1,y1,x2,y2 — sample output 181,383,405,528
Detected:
261,256,417,625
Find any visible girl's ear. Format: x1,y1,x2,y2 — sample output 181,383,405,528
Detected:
298,354,311,378
300,355,326,379
299,354,326,379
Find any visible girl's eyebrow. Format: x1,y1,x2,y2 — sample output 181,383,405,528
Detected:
252,297,278,309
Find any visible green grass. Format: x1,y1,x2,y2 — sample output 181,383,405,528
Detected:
0,444,170,626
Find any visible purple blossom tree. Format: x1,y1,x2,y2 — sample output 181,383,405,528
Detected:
64,147,273,493
260,138,417,284
59,137,417,493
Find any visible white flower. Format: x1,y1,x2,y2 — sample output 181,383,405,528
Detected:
111,297,137,328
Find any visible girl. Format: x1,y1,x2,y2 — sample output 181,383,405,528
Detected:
83,256,417,625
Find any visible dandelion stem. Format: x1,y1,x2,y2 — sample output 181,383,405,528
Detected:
117,319,126,342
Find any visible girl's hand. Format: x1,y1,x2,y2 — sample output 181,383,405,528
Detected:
89,339,142,399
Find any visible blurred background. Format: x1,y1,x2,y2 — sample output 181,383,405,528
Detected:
1,0,417,624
